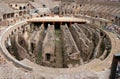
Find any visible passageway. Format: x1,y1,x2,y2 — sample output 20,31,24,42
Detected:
54,29,63,68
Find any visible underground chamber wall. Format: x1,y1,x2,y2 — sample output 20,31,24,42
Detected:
5,22,112,68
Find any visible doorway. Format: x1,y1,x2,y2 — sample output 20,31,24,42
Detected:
46,53,51,61
55,22,60,30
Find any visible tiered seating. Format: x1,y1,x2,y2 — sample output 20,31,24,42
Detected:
79,3,120,19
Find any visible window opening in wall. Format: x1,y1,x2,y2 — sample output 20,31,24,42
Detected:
44,14,46,16
15,4,17,7
31,43,35,53
40,15,43,17
43,4,46,8
55,22,60,30
46,53,51,61
19,6,22,10
23,6,26,9
80,4,82,7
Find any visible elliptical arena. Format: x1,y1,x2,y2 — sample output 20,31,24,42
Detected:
0,0,120,79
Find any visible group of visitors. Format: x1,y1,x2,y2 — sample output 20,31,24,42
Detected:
104,24,120,38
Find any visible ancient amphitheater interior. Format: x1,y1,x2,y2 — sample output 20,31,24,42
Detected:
0,0,120,79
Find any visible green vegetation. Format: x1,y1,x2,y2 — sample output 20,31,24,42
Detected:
54,30,63,68
55,30,61,36
36,43,43,64
36,51,42,64
12,41,20,60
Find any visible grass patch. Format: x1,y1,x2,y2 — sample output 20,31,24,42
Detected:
55,30,61,36
36,51,42,64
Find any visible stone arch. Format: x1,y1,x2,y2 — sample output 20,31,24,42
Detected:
21,25,24,29
15,4,17,7
11,21,13,24
21,25,25,33
27,4,29,6
40,15,43,17
23,11,26,14
18,27,20,30
19,6,22,10
9,35,11,38
10,4,12,7
25,26,28,31
115,16,118,24
16,15,18,17
23,6,26,9
53,6,60,15
14,29,17,32
46,53,51,61
73,6,74,8
43,4,46,8
19,11,22,16
11,31,14,35
80,4,82,7
44,14,46,16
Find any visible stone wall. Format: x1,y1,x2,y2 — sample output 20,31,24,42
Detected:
28,24,45,56
42,24,55,67
0,21,33,70
69,23,111,62
69,23,94,62
61,24,80,67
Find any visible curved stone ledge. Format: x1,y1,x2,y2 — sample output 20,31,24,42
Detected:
0,20,33,71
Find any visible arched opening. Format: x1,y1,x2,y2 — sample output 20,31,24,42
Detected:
31,43,35,53
44,14,46,16
55,22,60,30
19,11,22,16
11,31,14,35
44,22,50,30
10,4,12,7
46,53,51,61
43,4,46,8
23,6,26,9
53,6,60,15
23,11,26,14
115,16,118,24
61,12,64,15
18,27,20,30
19,6,22,10
111,19,114,22
40,15,43,17
3,14,6,19
15,4,17,7
100,31,104,36
16,15,18,17
80,4,82,7
14,29,17,32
